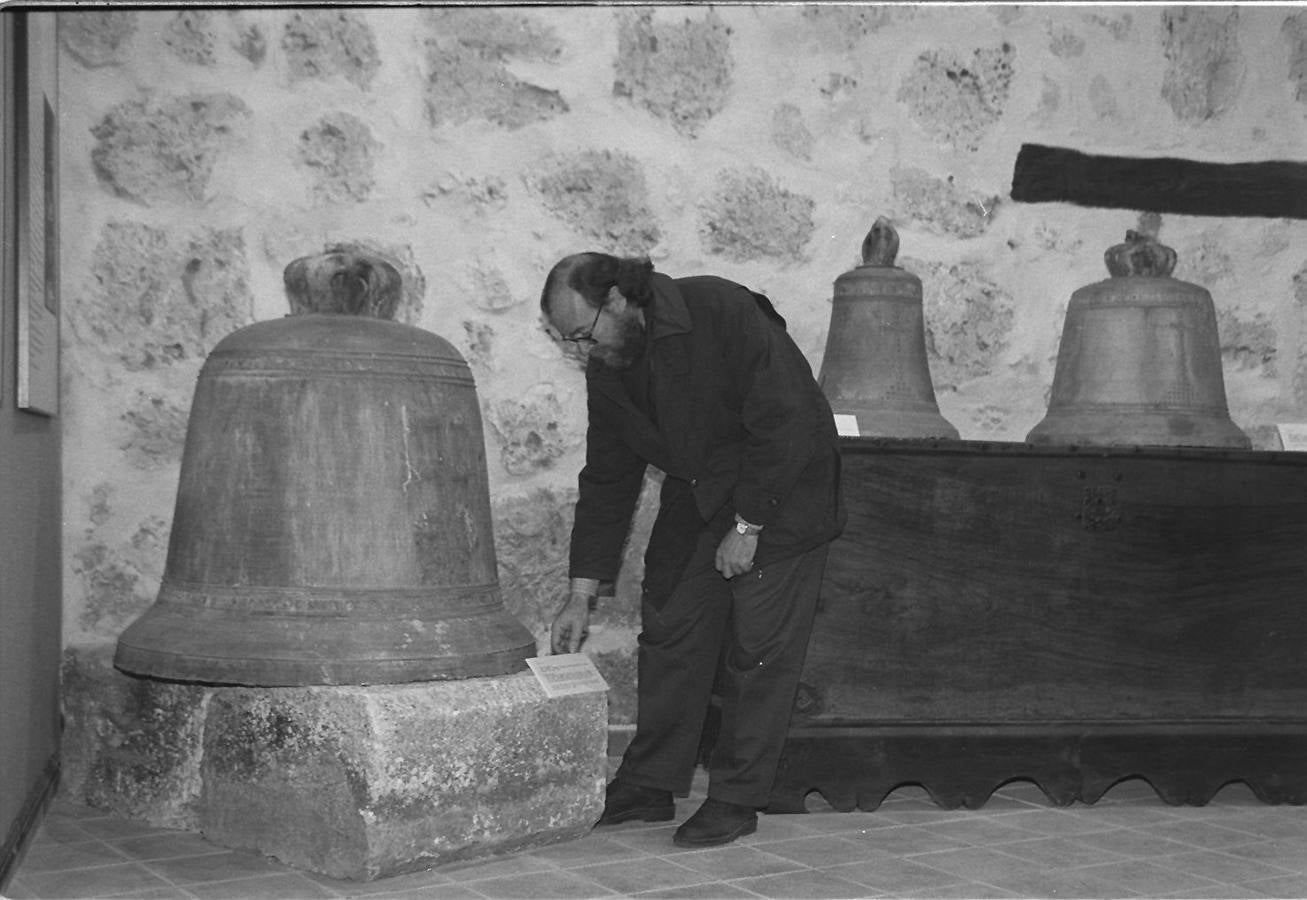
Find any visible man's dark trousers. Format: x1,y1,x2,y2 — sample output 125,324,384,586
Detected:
615,524,829,809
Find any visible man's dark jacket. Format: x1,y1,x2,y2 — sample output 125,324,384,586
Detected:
569,272,845,605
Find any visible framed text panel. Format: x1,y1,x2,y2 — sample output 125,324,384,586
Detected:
1,13,12,407
14,12,59,416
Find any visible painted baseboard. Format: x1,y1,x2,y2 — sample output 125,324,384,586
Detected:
0,754,59,893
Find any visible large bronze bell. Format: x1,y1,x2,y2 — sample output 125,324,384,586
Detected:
818,217,959,439
1026,231,1250,449
115,249,535,686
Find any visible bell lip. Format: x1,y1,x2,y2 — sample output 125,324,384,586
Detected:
1025,411,1251,450
113,602,538,686
111,645,536,686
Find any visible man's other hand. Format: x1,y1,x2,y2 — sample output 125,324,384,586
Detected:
715,530,758,578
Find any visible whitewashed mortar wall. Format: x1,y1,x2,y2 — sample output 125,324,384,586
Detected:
57,5,1307,721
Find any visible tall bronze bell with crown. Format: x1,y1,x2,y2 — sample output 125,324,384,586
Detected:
1026,230,1250,449
818,217,959,439
114,248,535,686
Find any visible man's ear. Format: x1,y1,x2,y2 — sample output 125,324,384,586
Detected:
605,285,626,311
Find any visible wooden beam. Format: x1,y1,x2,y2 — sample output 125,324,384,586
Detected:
1010,143,1307,219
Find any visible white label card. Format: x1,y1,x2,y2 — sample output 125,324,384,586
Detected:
833,414,860,437
1277,423,1307,452
526,654,610,698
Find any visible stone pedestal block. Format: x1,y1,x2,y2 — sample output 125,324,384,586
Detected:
62,646,211,830
60,646,606,880
199,677,605,879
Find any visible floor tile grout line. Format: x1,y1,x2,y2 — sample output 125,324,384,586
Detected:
563,849,812,896
16,841,137,875
17,786,1307,900
724,875,822,900
1141,847,1305,885
101,883,203,900
736,859,962,895
135,855,275,891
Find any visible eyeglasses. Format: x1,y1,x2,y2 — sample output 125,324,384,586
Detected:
561,303,604,346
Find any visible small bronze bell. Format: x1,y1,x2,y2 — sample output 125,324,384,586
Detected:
114,248,536,686
1026,231,1250,449
818,217,959,439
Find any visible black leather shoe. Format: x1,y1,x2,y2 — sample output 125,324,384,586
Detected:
672,797,758,847
596,780,675,826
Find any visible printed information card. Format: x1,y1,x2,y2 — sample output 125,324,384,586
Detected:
833,414,860,437
1277,423,1307,452
526,654,610,698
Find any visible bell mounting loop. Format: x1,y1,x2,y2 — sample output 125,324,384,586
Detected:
860,216,901,268
283,247,404,320
1104,230,1178,279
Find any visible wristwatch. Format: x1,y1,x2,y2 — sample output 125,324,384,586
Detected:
734,514,764,536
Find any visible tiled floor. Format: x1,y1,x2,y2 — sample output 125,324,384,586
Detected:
8,763,1307,900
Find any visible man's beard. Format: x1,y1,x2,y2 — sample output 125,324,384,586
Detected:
590,313,647,371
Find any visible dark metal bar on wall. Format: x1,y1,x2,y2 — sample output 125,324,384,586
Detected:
1010,143,1307,220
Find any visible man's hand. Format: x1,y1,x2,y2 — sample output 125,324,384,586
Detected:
715,530,758,578
551,591,592,654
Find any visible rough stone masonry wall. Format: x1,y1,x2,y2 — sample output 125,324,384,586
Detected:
59,6,1307,724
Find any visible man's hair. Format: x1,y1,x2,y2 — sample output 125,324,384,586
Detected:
541,253,656,314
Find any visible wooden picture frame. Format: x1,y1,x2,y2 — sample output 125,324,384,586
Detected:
13,11,59,416
1,14,11,408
